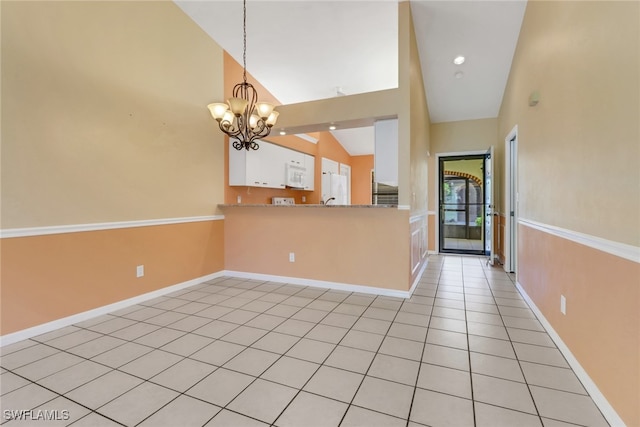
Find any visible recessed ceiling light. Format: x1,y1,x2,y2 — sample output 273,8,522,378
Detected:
453,56,465,65
454,71,464,79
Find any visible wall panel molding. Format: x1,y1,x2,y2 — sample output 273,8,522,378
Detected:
519,218,640,264
0,215,225,239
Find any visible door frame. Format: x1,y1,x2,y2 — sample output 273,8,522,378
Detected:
436,150,489,254
504,125,518,273
485,145,495,265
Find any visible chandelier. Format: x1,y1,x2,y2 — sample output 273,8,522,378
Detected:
207,0,279,151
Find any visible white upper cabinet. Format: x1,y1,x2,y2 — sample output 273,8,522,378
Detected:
374,118,398,186
303,154,315,191
260,142,287,189
283,149,304,167
228,139,314,190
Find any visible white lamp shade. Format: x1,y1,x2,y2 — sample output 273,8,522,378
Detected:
265,111,279,126
222,111,235,125
249,114,260,129
207,103,229,120
228,97,248,115
255,102,275,119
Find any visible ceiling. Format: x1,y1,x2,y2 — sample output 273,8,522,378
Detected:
176,0,527,156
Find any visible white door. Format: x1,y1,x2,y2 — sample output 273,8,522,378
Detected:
484,146,495,264
339,163,352,205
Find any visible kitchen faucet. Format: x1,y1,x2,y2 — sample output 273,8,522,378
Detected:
322,197,336,205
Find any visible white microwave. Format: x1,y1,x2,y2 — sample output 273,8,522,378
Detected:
285,163,307,189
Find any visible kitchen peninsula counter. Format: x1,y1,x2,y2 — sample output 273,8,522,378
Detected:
220,203,412,294
218,204,398,208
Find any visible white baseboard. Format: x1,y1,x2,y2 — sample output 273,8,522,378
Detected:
0,271,227,347
515,281,626,427
223,270,411,299
408,258,430,297
1,270,417,348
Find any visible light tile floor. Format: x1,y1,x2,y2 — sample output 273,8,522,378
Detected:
0,255,610,427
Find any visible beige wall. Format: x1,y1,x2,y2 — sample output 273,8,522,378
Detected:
1,2,227,334
498,1,639,246
499,1,640,425
1,1,225,228
407,2,431,216
398,2,430,284
224,207,410,291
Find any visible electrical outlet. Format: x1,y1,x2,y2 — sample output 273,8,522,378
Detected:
237,195,242,203
302,196,306,203
289,252,295,263
136,265,144,278
560,295,566,315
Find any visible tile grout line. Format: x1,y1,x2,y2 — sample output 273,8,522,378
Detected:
0,266,610,427
483,261,545,425
116,278,325,427
404,263,440,427
462,259,479,427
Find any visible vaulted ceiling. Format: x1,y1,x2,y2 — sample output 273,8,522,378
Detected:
176,0,527,155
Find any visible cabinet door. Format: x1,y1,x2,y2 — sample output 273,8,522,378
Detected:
245,148,262,186
304,154,315,190
259,141,286,189
229,140,250,186
284,149,304,167
229,139,263,187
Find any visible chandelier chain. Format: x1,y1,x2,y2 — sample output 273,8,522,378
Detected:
207,0,278,150
242,0,247,84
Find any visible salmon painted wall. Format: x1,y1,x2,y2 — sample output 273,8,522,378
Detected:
518,225,639,425
1,2,226,335
351,155,374,205
222,53,353,205
495,214,505,264
1,221,225,335
427,214,436,253
223,206,410,291
499,1,639,424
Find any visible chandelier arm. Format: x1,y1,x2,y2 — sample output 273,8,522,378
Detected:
219,120,241,137
232,139,244,151
249,121,270,141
